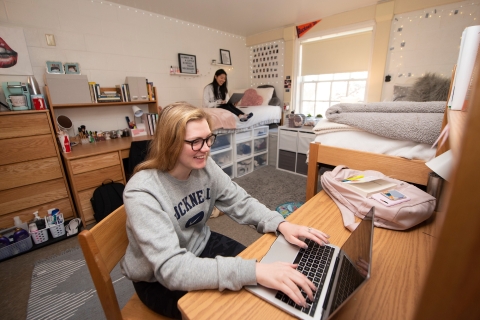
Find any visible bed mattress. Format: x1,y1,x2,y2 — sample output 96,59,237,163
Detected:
210,105,282,133
313,130,436,161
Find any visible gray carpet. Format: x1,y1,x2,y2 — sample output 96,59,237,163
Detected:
21,165,314,320
26,248,131,320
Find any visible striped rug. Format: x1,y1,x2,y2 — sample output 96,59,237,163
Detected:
26,247,134,320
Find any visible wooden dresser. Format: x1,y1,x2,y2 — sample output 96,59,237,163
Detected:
62,136,152,227
0,110,75,229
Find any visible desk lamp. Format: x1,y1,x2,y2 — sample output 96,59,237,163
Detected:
132,105,146,130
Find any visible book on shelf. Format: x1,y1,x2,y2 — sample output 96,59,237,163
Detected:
342,179,397,198
146,81,155,101
88,82,97,102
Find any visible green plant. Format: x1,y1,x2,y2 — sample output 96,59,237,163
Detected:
307,113,312,117
316,114,323,118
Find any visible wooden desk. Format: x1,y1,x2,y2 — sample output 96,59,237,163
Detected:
178,191,441,320
62,135,152,227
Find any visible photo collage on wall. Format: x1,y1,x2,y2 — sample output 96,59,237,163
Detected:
249,40,284,87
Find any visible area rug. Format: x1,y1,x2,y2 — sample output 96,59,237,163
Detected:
26,247,134,320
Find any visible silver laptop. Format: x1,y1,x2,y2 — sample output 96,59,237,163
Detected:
246,207,374,320
227,93,244,105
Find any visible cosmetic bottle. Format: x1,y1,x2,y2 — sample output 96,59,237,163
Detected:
170,66,173,74
0,234,10,248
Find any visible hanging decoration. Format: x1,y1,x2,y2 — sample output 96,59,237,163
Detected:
296,20,321,38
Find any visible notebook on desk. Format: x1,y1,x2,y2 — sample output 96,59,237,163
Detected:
246,207,375,320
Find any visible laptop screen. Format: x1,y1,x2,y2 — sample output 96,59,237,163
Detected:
326,207,374,318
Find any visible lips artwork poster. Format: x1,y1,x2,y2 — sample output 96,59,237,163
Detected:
0,25,33,75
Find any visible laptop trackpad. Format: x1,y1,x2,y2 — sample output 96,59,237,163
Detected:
260,234,300,264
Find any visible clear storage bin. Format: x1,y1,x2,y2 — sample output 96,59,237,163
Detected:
236,158,253,177
254,154,268,170
254,137,267,154
236,141,252,158
211,149,232,167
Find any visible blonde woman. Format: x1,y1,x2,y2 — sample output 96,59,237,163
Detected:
121,102,330,318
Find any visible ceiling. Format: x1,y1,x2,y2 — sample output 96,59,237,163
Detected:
109,0,379,36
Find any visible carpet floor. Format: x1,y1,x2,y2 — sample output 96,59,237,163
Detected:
1,165,321,319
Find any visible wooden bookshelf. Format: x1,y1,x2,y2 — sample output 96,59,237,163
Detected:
44,86,159,132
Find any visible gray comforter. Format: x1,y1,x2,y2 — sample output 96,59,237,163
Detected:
325,101,446,145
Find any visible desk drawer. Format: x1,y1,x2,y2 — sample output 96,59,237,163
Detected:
0,113,51,139
70,152,121,175
0,178,69,215
74,165,124,191
0,157,63,191
0,134,57,166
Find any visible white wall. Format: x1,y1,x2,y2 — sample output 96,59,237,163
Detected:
0,0,249,133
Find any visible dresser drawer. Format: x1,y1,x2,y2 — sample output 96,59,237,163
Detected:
0,178,69,215
0,157,63,191
70,152,121,175
0,112,51,139
73,165,124,191
0,197,74,229
0,134,57,166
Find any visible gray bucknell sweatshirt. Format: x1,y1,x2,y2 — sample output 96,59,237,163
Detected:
120,157,285,292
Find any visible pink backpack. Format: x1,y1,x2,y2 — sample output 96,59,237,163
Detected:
321,165,436,231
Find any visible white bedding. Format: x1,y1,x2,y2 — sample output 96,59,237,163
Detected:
214,105,282,133
312,120,436,161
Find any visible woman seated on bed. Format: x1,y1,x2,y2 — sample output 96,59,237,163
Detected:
121,102,330,319
203,69,253,122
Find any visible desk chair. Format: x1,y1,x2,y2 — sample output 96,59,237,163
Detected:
78,205,170,320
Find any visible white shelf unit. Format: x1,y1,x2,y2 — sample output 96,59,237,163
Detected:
276,126,315,176
210,132,234,178
235,126,269,178
211,63,233,67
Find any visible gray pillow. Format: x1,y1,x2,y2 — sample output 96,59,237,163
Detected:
406,73,450,102
269,97,281,106
393,85,411,101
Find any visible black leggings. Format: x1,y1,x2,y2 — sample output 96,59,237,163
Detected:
132,232,246,319
217,103,245,117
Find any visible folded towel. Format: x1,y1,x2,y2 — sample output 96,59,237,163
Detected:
326,101,446,145
313,119,362,135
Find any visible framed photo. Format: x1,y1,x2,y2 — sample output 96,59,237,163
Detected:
46,61,64,74
220,49,231,65
178,53,197,74
64,62,80,74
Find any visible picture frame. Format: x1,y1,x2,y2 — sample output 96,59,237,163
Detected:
220,49,231,65
178,53,197,74
46,61,64,74
64,62,80,75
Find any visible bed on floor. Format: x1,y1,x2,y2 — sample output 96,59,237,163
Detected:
306,100,447,200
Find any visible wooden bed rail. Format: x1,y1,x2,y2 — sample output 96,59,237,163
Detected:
306,142,431,200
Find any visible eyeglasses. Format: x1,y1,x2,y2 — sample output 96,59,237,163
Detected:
184,134,217,151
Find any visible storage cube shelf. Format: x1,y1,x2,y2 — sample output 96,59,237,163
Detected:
276,126,315,176
210,126,269,178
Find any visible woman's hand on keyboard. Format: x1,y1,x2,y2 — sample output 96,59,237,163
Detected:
278,221,330,249
256,261,316,307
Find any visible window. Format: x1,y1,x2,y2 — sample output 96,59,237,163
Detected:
300,71,368,117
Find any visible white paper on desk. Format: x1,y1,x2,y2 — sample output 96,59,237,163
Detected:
449,25,480,110
426,150,453,182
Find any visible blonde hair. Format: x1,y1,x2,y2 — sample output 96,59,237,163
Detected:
133,102,213,174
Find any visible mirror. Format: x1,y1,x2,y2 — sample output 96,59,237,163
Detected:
57,115,72,131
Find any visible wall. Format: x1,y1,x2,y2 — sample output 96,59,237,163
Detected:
245,0,464,105
0,0,249,133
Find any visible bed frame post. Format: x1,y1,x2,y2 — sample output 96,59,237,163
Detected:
306,142,320,201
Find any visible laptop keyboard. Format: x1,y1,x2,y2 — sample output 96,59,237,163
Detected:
274,238,334,317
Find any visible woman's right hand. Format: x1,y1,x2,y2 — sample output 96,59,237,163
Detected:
255,262,316,307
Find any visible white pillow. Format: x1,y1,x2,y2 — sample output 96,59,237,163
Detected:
255,87,274,105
